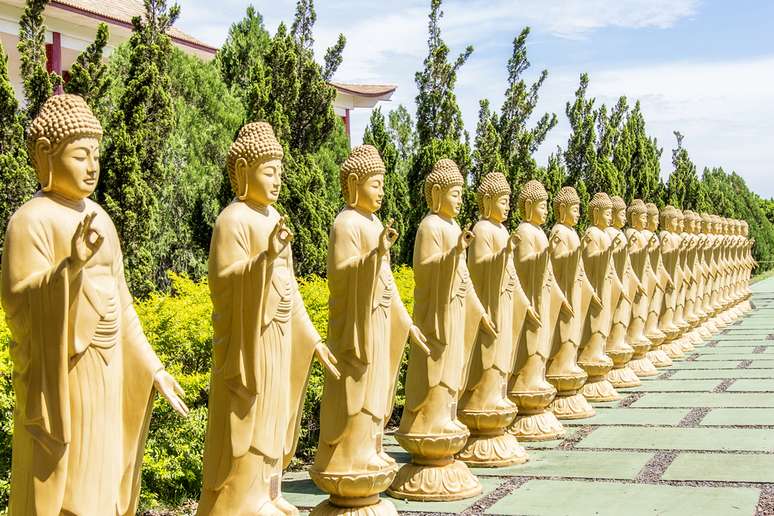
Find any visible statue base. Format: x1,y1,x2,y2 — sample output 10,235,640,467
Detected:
549,392,596,420
508,389,565,441
310,466,399,516
607,366,641,388
628,356,659,377
456,431,528,467
387,460,481,502
456,408,526,467
679,337,696,352
581,376,621,402
663,340,686,360
390,431,481,501
646,348,673,368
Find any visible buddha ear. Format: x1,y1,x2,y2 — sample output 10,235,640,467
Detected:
523,199,533,220
481,195,492,219
346,173,359,207
34,137,53,191
431,184,442,213
235,157,249,200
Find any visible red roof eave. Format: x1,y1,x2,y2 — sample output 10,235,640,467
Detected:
330,82,397,98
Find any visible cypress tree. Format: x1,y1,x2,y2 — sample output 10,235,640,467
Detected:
64,23,110,109
216,6,270,97
0,42,36,252
666,131,705,210
615,101,663,204
97,0,180,296
594,96,627,197
18,0,62,121
498,27,557,194
388,105,417,163
563,73,597,223
364,107,411,262
406,0,473,260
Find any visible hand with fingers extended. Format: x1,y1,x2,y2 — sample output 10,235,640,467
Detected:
526,305,541,329
590,291,603,311
456,224,475,253
268,216,294,260
480,313,498,337
409,324,431,355
508,230,521,253
315,343,341,380
378,218,399,257
70,212,104,273
153,369,189,417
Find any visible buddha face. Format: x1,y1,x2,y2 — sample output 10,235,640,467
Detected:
632,211,647,231
560,202,580,227
241,158,282,206
526,199,548,225
594,207,612,229
437,185,463,219
487,194,510,224
37,136,101,200
613,208,626,229
647,212,659,231
355,173,385,214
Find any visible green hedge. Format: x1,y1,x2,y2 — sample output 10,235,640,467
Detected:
0,267,415,512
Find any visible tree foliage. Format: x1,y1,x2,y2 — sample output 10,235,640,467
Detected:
18,0,62,121
64,23,111,108
216,5,270,99
666,131,706,210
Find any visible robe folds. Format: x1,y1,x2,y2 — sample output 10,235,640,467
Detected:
579,226,614,346
1,193,163,516
402,214,485,432
200,201,320,500
314,208,412,473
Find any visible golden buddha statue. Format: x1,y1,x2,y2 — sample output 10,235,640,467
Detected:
198,122,341,516
623,200,658,378
605,196,640,388
457,172,527,467
391,158,495,501
310,145,430,516
546,187,596,419
642,203,672,367
679,211,704,348
670,209,694,354
658,206,685,360
508,180,566,440
1,94,189,516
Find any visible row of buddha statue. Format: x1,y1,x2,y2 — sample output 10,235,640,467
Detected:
0,95,755,516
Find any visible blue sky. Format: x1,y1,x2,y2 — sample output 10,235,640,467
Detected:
176,0,774,198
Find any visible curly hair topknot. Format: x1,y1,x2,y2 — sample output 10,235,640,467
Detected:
626,199,647,221
227,122,284,195
28,94,103,168
659,205,677,226
517,179,548,219
476,172,510,214
646,202,659,216
611,195,627,213
589,193,613,216
553,186,580,218
424,159,464,208
340,145,386,201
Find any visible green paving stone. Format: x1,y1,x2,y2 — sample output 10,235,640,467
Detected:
562,408,689,426
471,450,651,480
283,472,503,513
620,379,722,392
726,378,774,391
694,353,763,361
701,408,774,426
749,360,774,368
697,346,759,354
663,453,774,482
669,368,774,379
632,392,774,407
484,480,759,516
713,340,769,346
576,426,774,451
667,360,742,369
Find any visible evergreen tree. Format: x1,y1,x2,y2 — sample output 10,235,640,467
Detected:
17,0,61,121
64,23,110,109
0,42,36,252
406,0,473,260
97,0,180,296
614,101,663,204
594,96,627,197
666,131,705,210
243,1,348,276
388,104,416,163
364,107,411,262
498,27,557,193
563,73,597,223
216,6,270,98
468,99,504,222
542,150,567,229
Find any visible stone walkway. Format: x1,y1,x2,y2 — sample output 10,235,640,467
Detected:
284,277,774,515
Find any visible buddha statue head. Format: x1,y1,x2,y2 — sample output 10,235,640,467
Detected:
711,214,722,235
340,145,387,214
553,186,581,227
228,122,284,207
611,195,627,229
741,220,749,237
589,192,613,229
659,205,678,232
518,180,549,226
646,203,659,232
477,171,511,224
673,208,684,233
683,210,697,234
425,159,464,219
700,213,712,234
627,199,648,231
28,94,103,201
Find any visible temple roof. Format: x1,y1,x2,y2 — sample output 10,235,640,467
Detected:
329,82,398,99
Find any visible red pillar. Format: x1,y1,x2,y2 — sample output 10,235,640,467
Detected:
343,108,351,141
45,31,64,95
